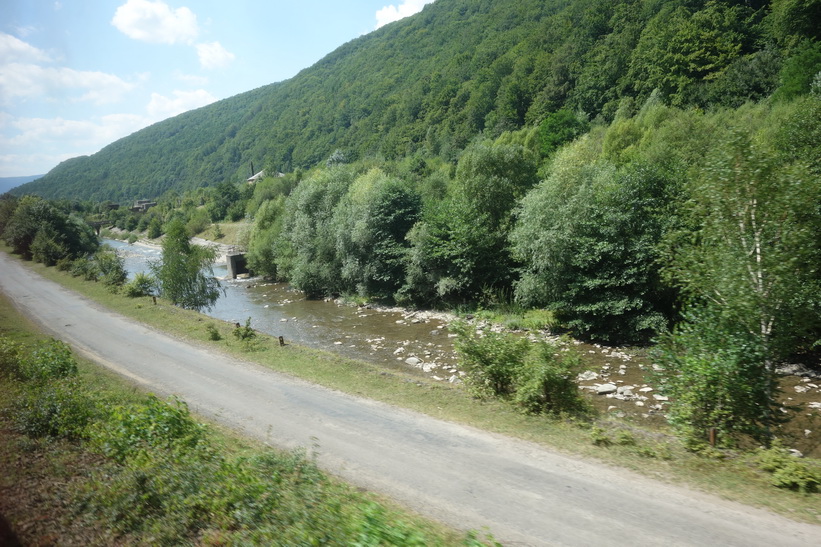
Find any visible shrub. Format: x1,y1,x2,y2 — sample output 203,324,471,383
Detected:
654,307,775,447
95,395,207,463
770,460,820,493
70,257,98,281
123,272,155,298
14,379,95,440
452,322,529,398
590,426,612,447
350,503,427,546
89,447,220,541
206,324,222,341
513,341,587,415
95,247,128,289
233,317,256,343
18,339,78,382
757,441,821,493
0,336,24,378
56,256,74,271
147,217,163,239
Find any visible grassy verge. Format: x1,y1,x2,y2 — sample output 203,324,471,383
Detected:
4,246,821,526
0,291,477,546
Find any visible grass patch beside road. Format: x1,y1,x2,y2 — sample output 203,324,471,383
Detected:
5,248,821,526
0,290,472,546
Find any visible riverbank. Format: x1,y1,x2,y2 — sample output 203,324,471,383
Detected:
105,232,821,459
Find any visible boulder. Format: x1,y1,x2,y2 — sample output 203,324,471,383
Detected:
596,383,618,395
578,370,599,382
617,386,635,397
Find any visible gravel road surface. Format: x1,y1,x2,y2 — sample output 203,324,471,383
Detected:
2,252,819,546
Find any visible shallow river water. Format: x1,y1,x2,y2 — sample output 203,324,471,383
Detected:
106,239,459,378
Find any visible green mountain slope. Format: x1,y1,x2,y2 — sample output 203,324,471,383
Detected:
15,0,819,202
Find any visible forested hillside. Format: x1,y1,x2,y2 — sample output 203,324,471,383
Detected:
16,0,821,201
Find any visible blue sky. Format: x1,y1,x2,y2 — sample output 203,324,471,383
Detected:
0,0,435,177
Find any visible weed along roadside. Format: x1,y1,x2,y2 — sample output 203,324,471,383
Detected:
1,247,821,543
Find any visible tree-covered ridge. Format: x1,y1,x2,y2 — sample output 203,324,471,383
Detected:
16,0,821,202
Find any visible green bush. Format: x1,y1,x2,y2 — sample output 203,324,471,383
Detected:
206,324,222,341
94,395,207,463
350,502,428,546
757,441,821,493
18,339,78,382
232,317,256,343
95,247,128,289
513,341,587,415
123,272,155,297
70,257,99,281
590,427,612,447
147,217,163,239
14,379,95,440
771,460,820,493
89,448,220,541
452,322,529,398
0,336,24,378
55,256,73,271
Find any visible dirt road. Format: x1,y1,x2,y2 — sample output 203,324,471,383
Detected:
2,253,819,546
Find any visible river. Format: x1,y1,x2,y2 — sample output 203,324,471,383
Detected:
105,238,460,379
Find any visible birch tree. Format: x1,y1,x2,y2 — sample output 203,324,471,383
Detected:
660,129,821,444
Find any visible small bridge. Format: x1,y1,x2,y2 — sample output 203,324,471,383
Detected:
88,220,112,236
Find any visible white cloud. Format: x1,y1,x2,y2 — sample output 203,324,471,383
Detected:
375,0,434,29
5,114,144,148
196,41,235,70
0,112,150,176
146,89,216,120
0,87,216,176
0,32,52,64
174,71,208,86
0,62,135,105
13,26,38,39
112,0,199,45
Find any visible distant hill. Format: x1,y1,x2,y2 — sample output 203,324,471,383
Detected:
13,0,819,202
1,175,43,195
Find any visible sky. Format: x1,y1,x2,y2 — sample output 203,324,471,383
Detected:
0,0,436,178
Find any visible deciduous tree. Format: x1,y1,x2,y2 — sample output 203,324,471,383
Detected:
151,219,222,311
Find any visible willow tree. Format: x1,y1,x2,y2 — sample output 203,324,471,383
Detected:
151,219,222,312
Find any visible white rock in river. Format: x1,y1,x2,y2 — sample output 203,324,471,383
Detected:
405,356,422,366
578,370,599,382
596,383,618,395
